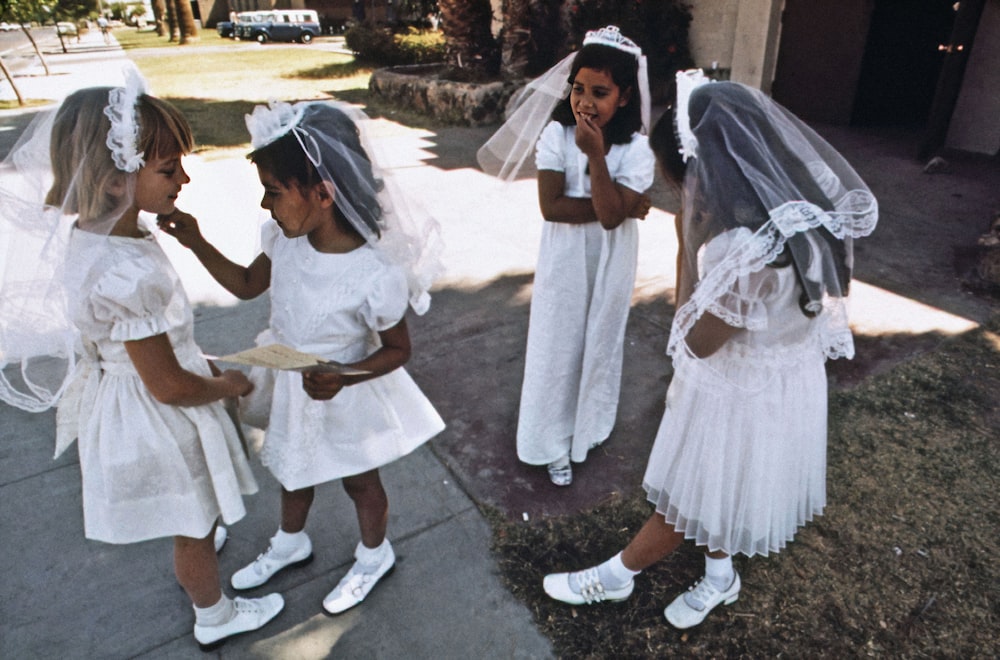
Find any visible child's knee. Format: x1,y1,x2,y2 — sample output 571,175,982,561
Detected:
342,470,385,501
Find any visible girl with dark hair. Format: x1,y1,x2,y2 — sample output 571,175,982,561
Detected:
542,71,877,629
159,100,444,616
478,26,656,487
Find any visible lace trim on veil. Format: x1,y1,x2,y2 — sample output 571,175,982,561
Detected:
668,193,876,365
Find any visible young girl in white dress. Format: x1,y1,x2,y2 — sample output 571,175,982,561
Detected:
542,72,878,628
0,76,284,650
159,100,445,615
478,26,655,486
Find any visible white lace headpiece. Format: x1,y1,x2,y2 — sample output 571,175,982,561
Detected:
245,99,443,314
103,68,149,172
674,68,711,162
477,24,650,182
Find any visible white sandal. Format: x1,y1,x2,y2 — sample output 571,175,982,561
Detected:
547,461,572,486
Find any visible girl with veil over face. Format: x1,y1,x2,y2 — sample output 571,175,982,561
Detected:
542,71,877,629
477,25,656,487
0,74,285,650
157,99,445,616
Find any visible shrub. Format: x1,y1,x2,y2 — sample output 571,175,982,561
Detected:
345,23,445,66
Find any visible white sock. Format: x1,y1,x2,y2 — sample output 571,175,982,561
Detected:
272,528,307,556
194,595,234,626
596,552,640,590
704,554,734,591
355,538,390,572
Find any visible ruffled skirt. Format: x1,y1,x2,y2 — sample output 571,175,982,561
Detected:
75,355,258,544
642,346,828,557
261,367,445,491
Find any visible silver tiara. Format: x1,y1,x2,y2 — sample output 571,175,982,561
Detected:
104,67,148,173
583,25,642,60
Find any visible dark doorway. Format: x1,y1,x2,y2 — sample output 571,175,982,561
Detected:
851,0,957,126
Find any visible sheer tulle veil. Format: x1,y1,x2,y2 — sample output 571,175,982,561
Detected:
668,70,878,362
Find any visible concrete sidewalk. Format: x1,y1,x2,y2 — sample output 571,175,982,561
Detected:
3,26,998,660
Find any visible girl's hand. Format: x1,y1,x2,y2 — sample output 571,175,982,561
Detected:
157,209,203,249
221,369,254,397
574,115,605,159
302,370,346,401
629,194,652,220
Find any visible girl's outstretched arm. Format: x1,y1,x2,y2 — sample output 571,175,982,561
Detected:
125,333,252,406
301,318,412,401
157,209,271,300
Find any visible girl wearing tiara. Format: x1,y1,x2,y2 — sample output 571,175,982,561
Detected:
478,26,655,486
0,76,284,650
158,100,445,615
542,72,877,628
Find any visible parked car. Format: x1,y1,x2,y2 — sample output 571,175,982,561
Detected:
236,9,320,44
217,20,235,38
56,21,78,36
0,22,20,31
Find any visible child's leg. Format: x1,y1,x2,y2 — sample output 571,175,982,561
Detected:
175,527,222,607
342,469,388,548
230,487,315,591
280,485,315,533
621,513,687,571
322,469,393,615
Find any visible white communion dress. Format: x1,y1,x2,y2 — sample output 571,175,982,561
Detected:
517,120,655,465
643,229,829,557
60,228,258,544
255,221,445,491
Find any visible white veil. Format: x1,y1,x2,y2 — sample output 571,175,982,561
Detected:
0,68,151,413
245,100,444,315
667,71,878,362
476,25,650,182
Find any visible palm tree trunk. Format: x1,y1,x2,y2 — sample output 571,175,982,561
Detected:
0,55,25,106
20,26,51,76
439,0,499,78
501,0,531,79
152,0,168,37
176,0,199,44
165,0,178,42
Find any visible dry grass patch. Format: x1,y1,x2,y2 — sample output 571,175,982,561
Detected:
489,316,1000,658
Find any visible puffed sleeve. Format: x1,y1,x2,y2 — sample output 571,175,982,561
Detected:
90,258,184,342
259,219,281,258
613,133,655,194
535,121,567,172
699,228,779,331
358,261,410,332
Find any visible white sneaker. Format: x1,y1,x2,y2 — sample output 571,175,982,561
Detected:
214,526,228,554
664,572,740,629
231,533,313,590
193,593,284,651
543,567,634,605
322,541,395,615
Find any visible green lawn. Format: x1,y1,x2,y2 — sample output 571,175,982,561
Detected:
115,28,372,151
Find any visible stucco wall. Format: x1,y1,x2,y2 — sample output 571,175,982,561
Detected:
946,0,1000,155
686,0,782,91
688,0,739,71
